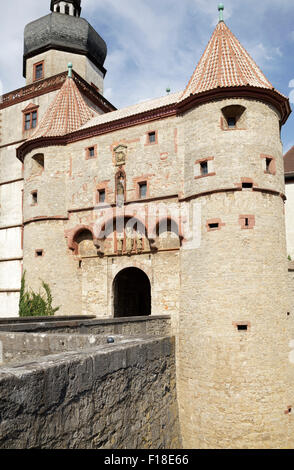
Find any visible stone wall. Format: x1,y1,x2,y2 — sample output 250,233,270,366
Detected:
0,336,181,449
0,315,171,336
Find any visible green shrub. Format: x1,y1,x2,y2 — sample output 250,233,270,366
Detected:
19,271,60,317
288,255,292,261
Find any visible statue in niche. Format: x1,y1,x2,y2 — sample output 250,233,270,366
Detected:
117,232,124,253
137,233,143,252
116,174,125,208
126,226,134,255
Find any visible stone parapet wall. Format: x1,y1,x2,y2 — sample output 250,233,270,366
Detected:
0,315,171,336
0,336,181,449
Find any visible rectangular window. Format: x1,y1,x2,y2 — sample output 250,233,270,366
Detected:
139,182,147,199
24,109,38,131
35,249,44,257
148,132,156,144
200,161,208,176
98,189,106,203
86,145,97,159
33,62,44,81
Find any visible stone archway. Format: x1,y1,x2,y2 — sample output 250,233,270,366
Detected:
113,267,151,317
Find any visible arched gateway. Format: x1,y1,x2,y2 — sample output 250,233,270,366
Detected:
113,268,151,317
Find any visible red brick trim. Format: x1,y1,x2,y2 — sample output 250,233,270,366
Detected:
1,71,115,113
195,172,216,180
145,130,158,146
85,145,97,160
206,218,225,231
33,60,45,82
65,224,96,254
195,156,215,165
239,214,255,230
260,154,277,175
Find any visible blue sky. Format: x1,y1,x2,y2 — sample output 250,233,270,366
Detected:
0,0,293,152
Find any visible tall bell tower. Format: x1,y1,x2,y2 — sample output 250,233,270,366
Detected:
23,0,107,92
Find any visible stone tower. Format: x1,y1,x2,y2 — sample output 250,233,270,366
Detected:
23,0,107,92
177,5,293,448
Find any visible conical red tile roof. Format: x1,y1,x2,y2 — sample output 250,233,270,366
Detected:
180,21,274,102
31,76,96,139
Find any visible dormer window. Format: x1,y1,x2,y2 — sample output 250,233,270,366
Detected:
221,105,246,130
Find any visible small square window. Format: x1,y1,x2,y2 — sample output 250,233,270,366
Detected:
139,182,147,199
35,250,44,257
200,161,208,176
86,146,96,159
148,132,156,144
227,117,236,128
98,189,106,203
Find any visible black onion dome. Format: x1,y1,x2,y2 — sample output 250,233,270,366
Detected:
23,12,107,77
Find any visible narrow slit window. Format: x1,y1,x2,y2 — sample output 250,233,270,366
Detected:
148,132,156,144
139,182,147,199
200,161,208,176
88,147,95,158
31,191,38,204
245,218,249,227
98,189,106,203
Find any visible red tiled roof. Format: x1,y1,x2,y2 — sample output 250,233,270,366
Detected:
284,147,294,174
31,76,96,139
180,21,274,102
